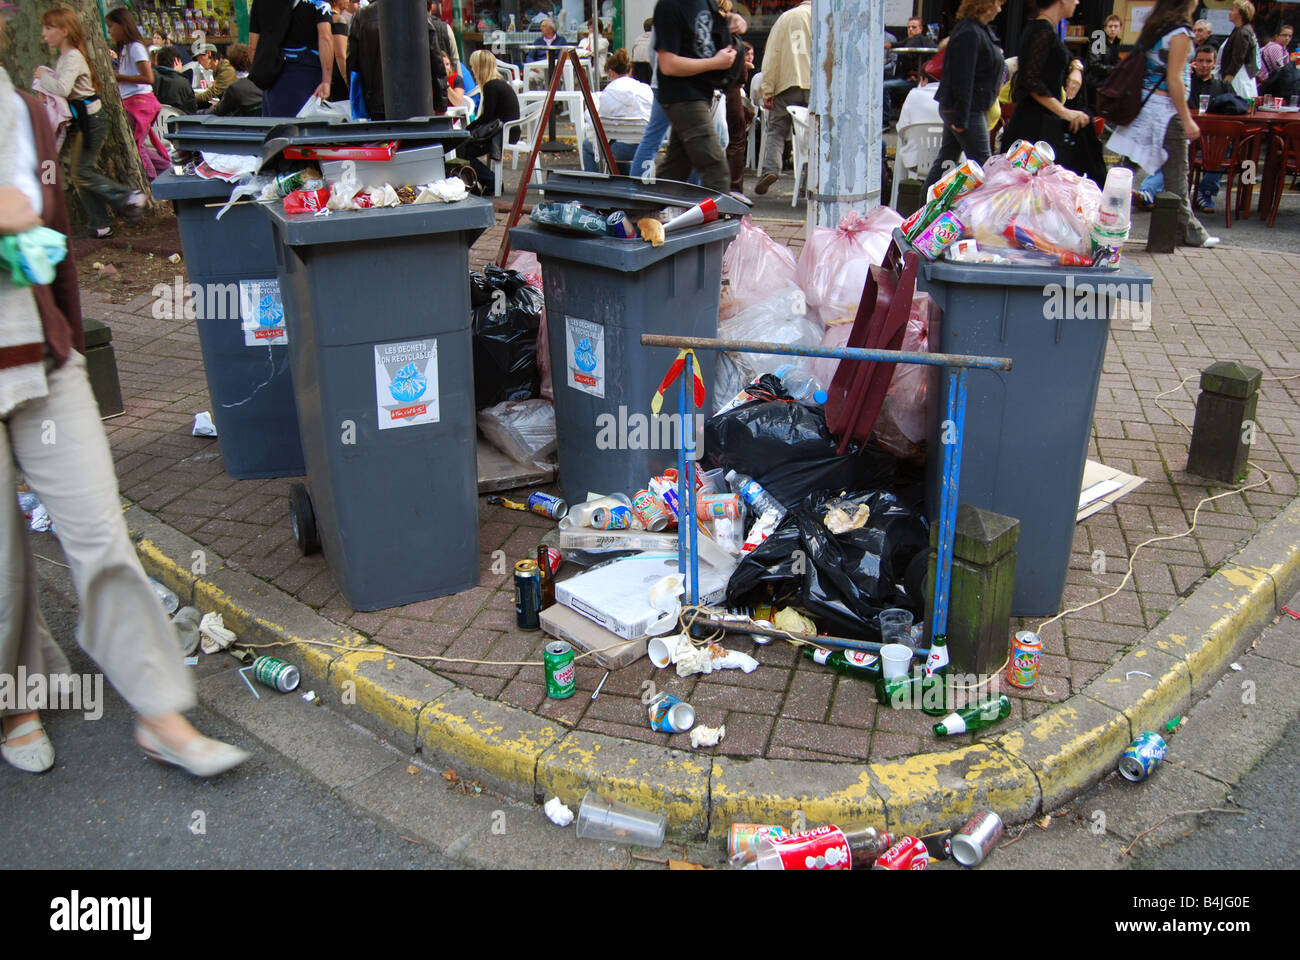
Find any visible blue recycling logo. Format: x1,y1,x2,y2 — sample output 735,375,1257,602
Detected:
574,337,597,373
257,293,284,328
388,362,428,403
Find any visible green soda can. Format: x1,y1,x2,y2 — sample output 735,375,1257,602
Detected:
252,656,300,693
544,641,575,699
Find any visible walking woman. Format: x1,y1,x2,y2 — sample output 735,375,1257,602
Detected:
105,7,170,179
2,11,251,779
924,0,1006,191
1108,0,1220,248
1220,0,1260,96
33,8,145,239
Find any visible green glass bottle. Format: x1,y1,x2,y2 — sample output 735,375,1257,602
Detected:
933,695,1012,737
804,645,881,679
874,672,947,712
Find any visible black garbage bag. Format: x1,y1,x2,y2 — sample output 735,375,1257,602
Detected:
704,376,897,508
470,265,543,409
725,489,930,638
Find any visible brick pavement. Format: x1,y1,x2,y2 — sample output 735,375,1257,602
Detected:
78,212,1300,766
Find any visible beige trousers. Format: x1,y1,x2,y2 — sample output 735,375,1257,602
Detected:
1,352,194,718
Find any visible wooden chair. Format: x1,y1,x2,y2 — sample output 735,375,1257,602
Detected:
1187,115,1267,228
1263,122,1300,227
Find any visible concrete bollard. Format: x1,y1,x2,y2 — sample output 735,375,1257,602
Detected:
1146,191,1181,253
927,504,1020,677
1186,360,1262,484
83,318,124,419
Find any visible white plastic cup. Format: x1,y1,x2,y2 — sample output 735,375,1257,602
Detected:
880,643,914,680
647,635,674,669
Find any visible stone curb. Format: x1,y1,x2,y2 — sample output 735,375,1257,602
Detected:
125,495,1300,841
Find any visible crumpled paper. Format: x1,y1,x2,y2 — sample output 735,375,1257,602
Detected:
192,412,217,437
689,724,726,749
414,178,469,203
544,796,574,827
672,637,759,677
198,612,237,654
772,607,816,636
366,183,401,207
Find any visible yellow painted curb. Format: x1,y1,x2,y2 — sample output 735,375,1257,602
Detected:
708,758,886,841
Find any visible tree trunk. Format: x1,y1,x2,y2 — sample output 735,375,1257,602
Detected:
4,0,155,226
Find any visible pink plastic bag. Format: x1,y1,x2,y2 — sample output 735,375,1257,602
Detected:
721,217,799,322
873,294,938,462
806,319,853,394
795,207,904,329
507,251,551,401
956,156,1102,256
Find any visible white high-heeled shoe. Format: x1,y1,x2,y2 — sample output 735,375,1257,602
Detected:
1,719,55,774
135,724,250,778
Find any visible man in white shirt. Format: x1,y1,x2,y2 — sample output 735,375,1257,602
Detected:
895,72,940,171
582,48,652,171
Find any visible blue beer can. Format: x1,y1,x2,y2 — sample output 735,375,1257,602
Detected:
1118,731,1168,782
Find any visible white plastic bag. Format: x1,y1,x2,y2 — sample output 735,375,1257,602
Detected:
296,95,352,121
714,290,822,408
477,399,556,470
721,217,799,323
795,208,903,329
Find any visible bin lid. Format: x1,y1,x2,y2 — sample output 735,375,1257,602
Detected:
508,218,740,272
531,169,752,218
259,117,468,170
151,168,236,202
897,229,1154,289
164,116,342,155
262,195,497,246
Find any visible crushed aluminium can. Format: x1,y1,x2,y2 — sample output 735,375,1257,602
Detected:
514,559,542,630
728,823,789,863
631,489,671,532
526,491,569,520
606,209,638,239
756,824,855,870
544,640,576,699
912,211,964,261
926,157,985,204
872,835,930,870
591,505,632,530
647,692,695,733
1007,630,1042,689
252,656,300,692
1118,731,1168,782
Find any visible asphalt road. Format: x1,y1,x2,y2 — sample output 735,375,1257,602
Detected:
0,535,458,870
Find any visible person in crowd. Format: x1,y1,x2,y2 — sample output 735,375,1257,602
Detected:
249,0,334,116
106,7,170,179
1002,0,1106,182
1259,22,1294,83
526,17,568,61
924,0,1005,190
212,43,265,116
651,0,743,194
581,48,652,173
2,12,251,781
194,43,237,108
755,0,809,195
1085,13,1122,110
1109,0,1219,247
631,16,654,84
346,0,448,120
429,1,458,73
153,44,197,113
444,51,466,108
723,41,755,200
33,8,145,239
1220,0,1259,91
327,0,350,101
893,16,938,97
1134,43,1230,212
456,49,520,194
896,64,942,172
578,18,611,80
1193,18,1214,48
151,29,170,48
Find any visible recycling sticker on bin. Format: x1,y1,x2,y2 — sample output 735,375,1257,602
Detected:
566,316,605,399
374,338,440,430
238,279,288,346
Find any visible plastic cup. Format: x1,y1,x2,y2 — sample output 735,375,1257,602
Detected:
575,790,666,847
1199,94,1210,114
647,635,674,668
879,608,916,647
880,643,914,680
699,468,725,494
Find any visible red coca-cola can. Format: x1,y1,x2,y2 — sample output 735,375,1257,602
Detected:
872,835,930,870
755,824,854,870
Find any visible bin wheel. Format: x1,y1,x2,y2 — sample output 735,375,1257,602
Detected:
289,483,321,556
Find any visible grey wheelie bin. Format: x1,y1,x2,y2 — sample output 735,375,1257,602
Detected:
153,117,308,478
263,197,496,611
898,231,1153,616
508,173,744,505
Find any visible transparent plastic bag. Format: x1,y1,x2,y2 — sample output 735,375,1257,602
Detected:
873,295,937,462
715,290,822,406
296,95,352,120
477,399,556,470
805,318,854,394
956,155,1102,257
720,217,799,323
795,207,903,329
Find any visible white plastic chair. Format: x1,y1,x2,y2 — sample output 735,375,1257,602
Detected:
154,104,183,163
749,72,766,173
786,104,812,207
497,61,524,94
495,98,546,196
890,122,948,210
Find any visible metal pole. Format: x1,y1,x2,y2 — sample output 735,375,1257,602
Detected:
930,367,969,644
380,0,434,120
809,0,885,232
639,333,1012,372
